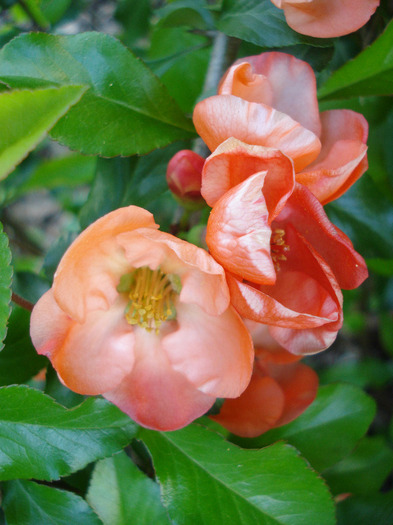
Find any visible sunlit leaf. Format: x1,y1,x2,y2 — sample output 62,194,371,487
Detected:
0,223,12,350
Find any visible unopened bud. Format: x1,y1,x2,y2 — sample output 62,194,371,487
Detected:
166,150,205,208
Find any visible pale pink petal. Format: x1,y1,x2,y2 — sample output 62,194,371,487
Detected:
279,0,380,38
211,375,285,437
249,323,301,364
54,206,158,323
276,183,368,289
52,298,135,395
30,288,71,359
193,95,321,171
201,138,294,208
220,52,321,136
163,303,253,398
117,228,230,316
104,329,215,431
297,110,369,204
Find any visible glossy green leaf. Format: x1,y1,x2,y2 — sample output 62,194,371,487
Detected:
0,307,47,386
0,32,194,156
233,384,376,472
155,0,215,30
40,0,72,24
0,385,137,481
0,85,85,181
141,423,335,525
87,451,170,525
318,19,393,100
337,491,393,525
323,436,393,495
2,480,102,525
319,358,393,389
326,174,393,260
0,223,12,350
218,0,332,48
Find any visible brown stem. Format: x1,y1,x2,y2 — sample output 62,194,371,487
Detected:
12,292,34,312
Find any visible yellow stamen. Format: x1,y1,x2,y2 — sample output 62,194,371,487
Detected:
270,228,290,271
118,267,180,334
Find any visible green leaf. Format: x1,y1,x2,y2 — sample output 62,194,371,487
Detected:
0,385,137,481
218,0,332,48
0,32,194,156
323,436,393,496
0,306,47,386
0,86,85,181
0,223,12,350
232,384,376,472
318,19,393,100
319,358,393,389
141,423,335,525
337,491,393,525
2,479,102,525
87,451,170,525
155,0,215,30
326,174,393,260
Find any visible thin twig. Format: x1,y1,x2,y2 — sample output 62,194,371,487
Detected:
12,292,34,312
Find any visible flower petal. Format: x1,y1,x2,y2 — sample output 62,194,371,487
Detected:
247,321,301,364
279,0,380,38
52,298,135,395
219,52,321,136
201,137,295,208
117,228,230,316
211,375,285,438
54,206,158,323
297,110,368,204
163,303,254,398
276,183,368,289
193,95,321,171
104,328,215,431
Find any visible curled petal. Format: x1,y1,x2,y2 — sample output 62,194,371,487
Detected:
193,95,321,171
52,298,135,395
117,228,229,316
297,110,368,204
247,322,301,364
163,303,254,398
219,52,321,136
54,206,158,323
276,183,368,289
275,0,380,38
104,329,215,431
201,137,294,208
211,375,285,438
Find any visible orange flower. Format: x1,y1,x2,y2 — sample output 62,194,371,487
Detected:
270,0,379,38
206,167,368,355
211,323,318,438
194,52,368,205
30,206,254,431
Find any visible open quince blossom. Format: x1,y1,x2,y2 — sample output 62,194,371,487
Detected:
270,0,379,38
30,206,254,431
194,52,369,205
211,323,318,437
206,158,368,355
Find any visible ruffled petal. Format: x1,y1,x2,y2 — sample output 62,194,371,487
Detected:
30,288,71,359
297,110,368,204
193,95,321,171
104,328,215,431
211,375,285,437
220,52,321,136
52,298,135,395
201,138,295,208
279,0,379,38
163,303,253,398
53,206,158,323
276,183,368,289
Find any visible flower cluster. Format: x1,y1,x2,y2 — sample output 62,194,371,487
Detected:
31,52,368,437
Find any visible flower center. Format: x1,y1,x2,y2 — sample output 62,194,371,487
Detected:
270,228,290,271
117,267,181,334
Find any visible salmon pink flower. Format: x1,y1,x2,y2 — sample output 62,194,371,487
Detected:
166,149,205,209
211,324,318,437
270,0,379,38
194,52,368,205
206,168,368,355
30,206,254,431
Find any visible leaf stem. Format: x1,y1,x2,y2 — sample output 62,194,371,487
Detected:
12,292,34,312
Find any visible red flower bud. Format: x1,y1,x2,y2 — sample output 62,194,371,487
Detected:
166,150,205,208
